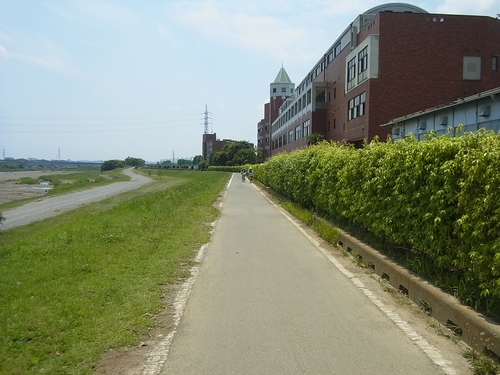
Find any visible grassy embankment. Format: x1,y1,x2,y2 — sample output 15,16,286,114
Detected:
0,168,129,212
0,169,230,375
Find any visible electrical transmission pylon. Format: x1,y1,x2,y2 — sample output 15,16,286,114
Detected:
203,105,212,134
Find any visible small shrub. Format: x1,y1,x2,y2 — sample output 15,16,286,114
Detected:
18,177,38,185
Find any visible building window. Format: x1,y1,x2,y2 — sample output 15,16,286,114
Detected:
358,47,369,83
303,119,310,137
327,50,334,63
295,125,301,140
358,47,368,74
348,92,366,120
347,57,356,90
289,130,294,143
493,56,499,71
348,99,355,120
281,87,286,93
273,88,277,93
334,43,341,57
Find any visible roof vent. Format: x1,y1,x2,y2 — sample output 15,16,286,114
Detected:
438,116,448,126
479,105,491,117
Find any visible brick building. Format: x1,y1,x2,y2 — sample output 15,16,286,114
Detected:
202,133,255,162
202,133,235,161
257,67,295,160
261,3,500,155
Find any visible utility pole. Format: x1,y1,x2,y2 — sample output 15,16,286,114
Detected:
172,150,175,164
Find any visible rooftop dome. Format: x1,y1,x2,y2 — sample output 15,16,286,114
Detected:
363,3,428,15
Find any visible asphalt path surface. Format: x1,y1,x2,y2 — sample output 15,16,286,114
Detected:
159,174,458,375
1,168,151,230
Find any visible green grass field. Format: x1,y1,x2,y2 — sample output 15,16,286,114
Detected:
0,170,230,375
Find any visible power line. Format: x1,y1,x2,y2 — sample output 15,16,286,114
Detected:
0,113,202,121
0,123,203,134
0,119,203,127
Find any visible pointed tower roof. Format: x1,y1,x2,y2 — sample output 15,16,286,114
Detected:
273,66,292,84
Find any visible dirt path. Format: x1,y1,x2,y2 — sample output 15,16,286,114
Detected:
0,168,151,230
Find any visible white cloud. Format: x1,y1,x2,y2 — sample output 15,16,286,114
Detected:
0,45,7,59
310,0,378,17
435,0,497,15
0,29,81,77
76,0,139,27
154,21,178,44
172,0,321,63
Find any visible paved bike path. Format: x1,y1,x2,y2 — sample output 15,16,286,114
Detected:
160,174,453,374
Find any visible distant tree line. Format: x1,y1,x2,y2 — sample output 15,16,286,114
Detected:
157,155,203,168
99,141,260,173
209,141,259,166
0,159,101,171
101,156,145,172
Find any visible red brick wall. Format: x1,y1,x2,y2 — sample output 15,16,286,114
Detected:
268,12,500,150
370,12,500,137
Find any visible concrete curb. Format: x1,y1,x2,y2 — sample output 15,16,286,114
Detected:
336,229,500,358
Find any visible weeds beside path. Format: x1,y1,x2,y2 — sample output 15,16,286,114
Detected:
0,170,230,375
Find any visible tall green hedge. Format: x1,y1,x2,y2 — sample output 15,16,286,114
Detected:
253,130,500,307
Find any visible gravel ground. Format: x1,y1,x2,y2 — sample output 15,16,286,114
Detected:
0,170,68,205
0,168,151,230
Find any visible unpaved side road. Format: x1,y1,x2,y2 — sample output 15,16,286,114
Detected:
0,168,151,230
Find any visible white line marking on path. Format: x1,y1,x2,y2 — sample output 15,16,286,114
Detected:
257,187,457,375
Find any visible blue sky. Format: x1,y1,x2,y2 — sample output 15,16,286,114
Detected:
0,0,498,162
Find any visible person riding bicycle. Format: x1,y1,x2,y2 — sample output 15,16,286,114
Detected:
247,167,253,182
241,168,246,182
